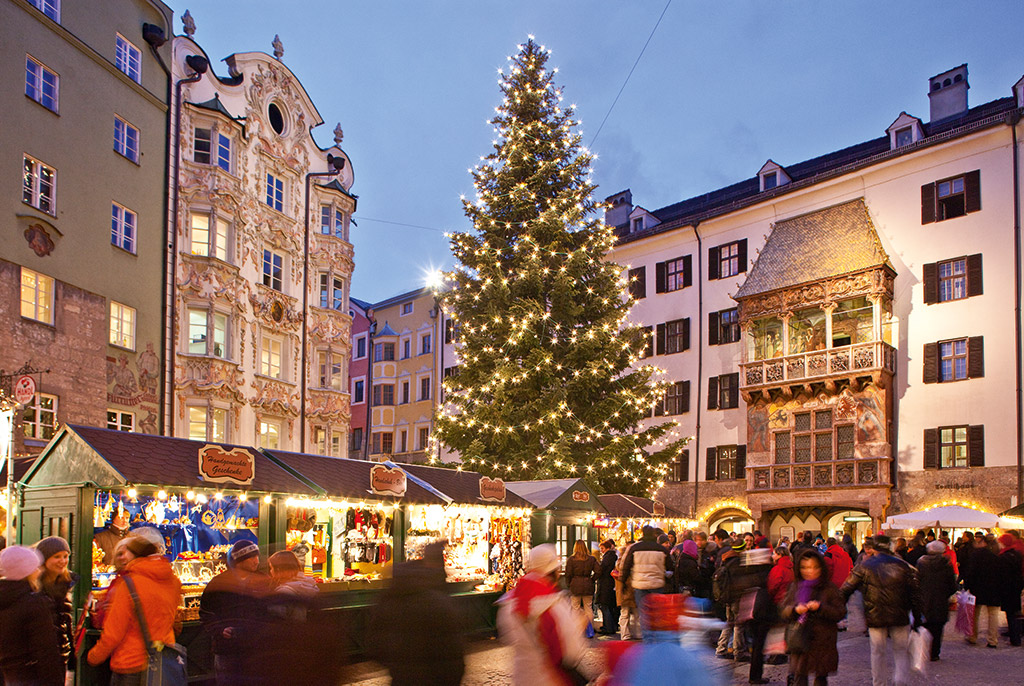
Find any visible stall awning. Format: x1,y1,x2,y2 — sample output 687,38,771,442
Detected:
23,425,318,495
505,478,606,512
397,463,533,508
885,505,1022,530
598,494,683,519
262,450,449,505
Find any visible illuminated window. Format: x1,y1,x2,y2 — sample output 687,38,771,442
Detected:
939,426,968,469
23,155,56,213
259,420,281,449
260,336,283,379
109,301,136,349
188,405,227,442
107,410,134,432
20,267,54,324
24,393,58,441
190,213,230,261
188,308,228,358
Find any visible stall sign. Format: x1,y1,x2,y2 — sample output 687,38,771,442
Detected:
370,464,407,497
572,490,590,503
13,375,35,405
198,445,255,485
479,476,506,502
652,501,665,516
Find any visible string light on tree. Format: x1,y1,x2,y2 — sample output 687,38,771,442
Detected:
430,37,687,496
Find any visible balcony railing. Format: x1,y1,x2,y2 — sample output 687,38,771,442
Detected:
741,340,896,390
749,457,889,491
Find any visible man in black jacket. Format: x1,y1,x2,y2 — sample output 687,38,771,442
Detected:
916,540,958,661
713,541,748,661
840,535,921,686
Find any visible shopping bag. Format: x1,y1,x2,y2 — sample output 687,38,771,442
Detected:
785,621,810,654
955,590,975,636
765,625,787,655
909,627,931,674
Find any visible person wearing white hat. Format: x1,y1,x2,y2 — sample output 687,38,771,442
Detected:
497,544,592,685
0,545,65,685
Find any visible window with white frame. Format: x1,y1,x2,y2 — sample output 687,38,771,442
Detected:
107,410,134,432
401,302,413,316
111,202,137,253
317,350,343,388
187,307,228,358
719,241,741,278
262,249,283,291
190,213,230,261
109,301,136,349
354,334,367,360
352,378,365,404
265,173,284,212
115,34,141,83
419,376,431,401
23,393,57,440
28,0,59,22
320,205,345,237
25,56,58,112
402,338,411,360
895,126,914,148
331,429,343,457
418,427,430,451
194,128,232,172
21,267,54,324
188,405,227,442
259,420,281,449
398,429,408,453
260,335,283,378
421,333,431,355
319,273,344,310
114,116,139,162
23,155,56,214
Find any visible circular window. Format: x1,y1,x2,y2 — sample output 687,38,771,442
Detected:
268,103,285,135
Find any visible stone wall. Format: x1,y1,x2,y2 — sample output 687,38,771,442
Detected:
891,466,1018,516
657,480,748,521
0,260,107,453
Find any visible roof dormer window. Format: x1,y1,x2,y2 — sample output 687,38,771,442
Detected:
886,112,924,151
632,217,644,232
763,171,778,190
895,126,914,148
758,160,790,192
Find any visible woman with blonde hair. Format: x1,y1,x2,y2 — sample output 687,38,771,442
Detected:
564,539,598,630
35,536,78,677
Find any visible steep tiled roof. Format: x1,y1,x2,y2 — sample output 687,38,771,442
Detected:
616,96,1018,243
734,199,889,299
64,426,316,494
0,456,36,483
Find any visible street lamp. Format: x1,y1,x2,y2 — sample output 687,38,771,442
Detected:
0,393,19,544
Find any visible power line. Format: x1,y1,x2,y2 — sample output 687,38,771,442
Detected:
588,0,672,148
355,216,449,233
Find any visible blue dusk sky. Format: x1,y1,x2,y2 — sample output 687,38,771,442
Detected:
179,1,1023,303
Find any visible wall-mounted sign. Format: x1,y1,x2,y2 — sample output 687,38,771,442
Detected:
198,445,255,485
844,515,872,522
13,375,36,405
370,464,407,497
479,476,505,502
572,490,590,503
652,501,665,516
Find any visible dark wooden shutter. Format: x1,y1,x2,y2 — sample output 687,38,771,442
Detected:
967,253,983,297
965,170,981,213
708,246,720,280
922,262,938,304
683,255,693,288
679,450,690,482
706,447,717,481
728,373,739,408
921,182,936,224
922,343,939,384
655,261,667,293
645,326,654,358
707,376,719,410
923,428,938,469
708,311,720,346
737,239,748,274
683,318,691,351
656,324,666,355
968,425,985,467
681,380,691,413
736,445,746,479
968,336,984,378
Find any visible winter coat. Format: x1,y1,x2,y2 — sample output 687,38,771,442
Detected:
998,547,1024,613
614,545,636,609
200,566,270,656
621,538,670,591
564,555,597,597
368,560,466,686
497,572,588,686
674,552,701,594
267,575,319,622
840,551,921,628
824,544,853,588
963,545,1002,607
780,578,846,676
40,571,78,667
767,556,794,607
0,579,65,685
596,550,617,607
712,552,744,605
916,553,958,624
87,555,182,673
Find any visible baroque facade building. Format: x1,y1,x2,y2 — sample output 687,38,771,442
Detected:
169,27,356,455
0,0,173,453
610,65,1024,539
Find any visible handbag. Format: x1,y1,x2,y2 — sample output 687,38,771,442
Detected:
784,620,810,654
124,575,188,686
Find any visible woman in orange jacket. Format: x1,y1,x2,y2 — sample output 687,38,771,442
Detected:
87,536,182,686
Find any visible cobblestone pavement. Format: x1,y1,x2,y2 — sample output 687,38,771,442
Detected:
343,599,1024,685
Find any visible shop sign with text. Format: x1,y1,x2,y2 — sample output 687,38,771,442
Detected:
479,476,505,502
370,465,407,497
198,445,255,485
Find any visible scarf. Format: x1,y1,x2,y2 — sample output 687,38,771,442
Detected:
796,579,816,623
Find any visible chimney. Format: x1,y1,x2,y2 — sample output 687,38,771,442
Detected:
928,64,969,123
604,189,632,228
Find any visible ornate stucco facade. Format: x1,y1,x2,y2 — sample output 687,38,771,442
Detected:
169,29,355,455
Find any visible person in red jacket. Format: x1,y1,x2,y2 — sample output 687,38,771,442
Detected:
824,538,853,588
767,546,794,607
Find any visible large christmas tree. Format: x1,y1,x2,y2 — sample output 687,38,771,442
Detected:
433,38,687,495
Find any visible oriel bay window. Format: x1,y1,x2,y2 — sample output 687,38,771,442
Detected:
747,316,783,361
319,272,344,310
373,384,395,406
830,297,872,347
188,308,228,357
773,410,855,466
317,350,343,388
789,308,827,354
374,342,395,362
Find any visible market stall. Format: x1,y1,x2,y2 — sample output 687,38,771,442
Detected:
505,478,605,564
18,425,319,685
593,493,696,544
884,503,1024,532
